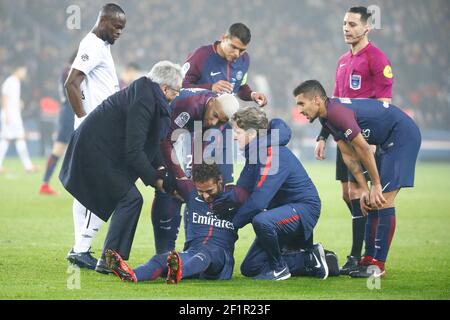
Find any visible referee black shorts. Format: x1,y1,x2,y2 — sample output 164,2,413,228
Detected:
335,147,371,183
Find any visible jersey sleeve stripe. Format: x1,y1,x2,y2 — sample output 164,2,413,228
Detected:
256,146,273,188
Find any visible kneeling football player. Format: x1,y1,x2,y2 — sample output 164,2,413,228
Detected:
216,107,335,281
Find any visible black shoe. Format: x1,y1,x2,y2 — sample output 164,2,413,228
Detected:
67,248,97,270
339,255,360,275
324,249,340,277
95,257,113,274
349,264,386,278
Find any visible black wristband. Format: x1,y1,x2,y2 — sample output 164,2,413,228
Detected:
316,135,327,142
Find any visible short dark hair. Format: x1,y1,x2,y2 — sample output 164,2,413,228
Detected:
347,6,372,24
100,3,125,18
192,163,222,183
226,23,251,45
293,80,328,100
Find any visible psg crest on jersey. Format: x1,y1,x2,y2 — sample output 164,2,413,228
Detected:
350,74,361,90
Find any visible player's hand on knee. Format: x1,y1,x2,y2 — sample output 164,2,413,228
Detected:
370,184,387,209
360,191,371,215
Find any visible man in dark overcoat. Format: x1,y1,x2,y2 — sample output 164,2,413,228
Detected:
60,60,183,272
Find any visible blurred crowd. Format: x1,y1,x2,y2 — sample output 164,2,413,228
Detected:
1,0,449,134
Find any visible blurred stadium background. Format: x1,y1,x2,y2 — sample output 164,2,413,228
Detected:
0,0,449,161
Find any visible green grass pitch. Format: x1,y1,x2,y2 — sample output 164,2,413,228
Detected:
0,158,449,300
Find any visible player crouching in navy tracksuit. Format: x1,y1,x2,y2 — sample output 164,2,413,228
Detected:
104,163,250,284
215,107,338,280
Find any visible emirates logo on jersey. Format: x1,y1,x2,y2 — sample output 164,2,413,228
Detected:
81,54,89,62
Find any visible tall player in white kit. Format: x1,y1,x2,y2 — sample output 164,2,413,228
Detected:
0,65,37,173
64,3,126,271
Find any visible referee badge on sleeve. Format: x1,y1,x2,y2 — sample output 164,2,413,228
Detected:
350,74,361,90
383,65,393,79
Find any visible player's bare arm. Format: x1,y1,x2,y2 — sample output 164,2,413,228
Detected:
337,139,371,214
64,68,87,118
348,133,387,209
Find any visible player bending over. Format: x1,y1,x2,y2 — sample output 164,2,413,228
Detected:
294,80,421,278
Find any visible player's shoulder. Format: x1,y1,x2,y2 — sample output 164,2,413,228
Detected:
337,50,351,63
80,32,97,45
366,42,390,59
240,52,250,62
187,189,196,201
187,43,214,61
131,76,151,92
2,75,17,91
79,32,105,51
2,75,14,86
176,88,214,104
328,98,353,116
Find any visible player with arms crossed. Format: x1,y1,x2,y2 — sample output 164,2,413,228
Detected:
294,80,421,278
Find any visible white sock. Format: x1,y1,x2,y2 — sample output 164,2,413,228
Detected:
73,210,104,253
72,199,88,247
15,139,33,170
0,139,10,167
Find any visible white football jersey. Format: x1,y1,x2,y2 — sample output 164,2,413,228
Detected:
71,32,119,129
1,75,22,123
1,75,25,138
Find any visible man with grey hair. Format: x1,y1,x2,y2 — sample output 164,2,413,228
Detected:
60,60,183,271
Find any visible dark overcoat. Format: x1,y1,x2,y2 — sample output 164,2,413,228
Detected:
60,77,169,221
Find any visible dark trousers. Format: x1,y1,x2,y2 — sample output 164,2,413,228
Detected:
240,203,316,276
151,190,182,254
101,185,143,260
